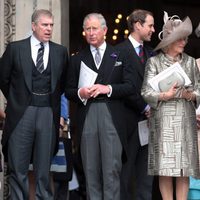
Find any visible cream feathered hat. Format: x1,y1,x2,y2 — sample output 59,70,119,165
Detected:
154,11,192,51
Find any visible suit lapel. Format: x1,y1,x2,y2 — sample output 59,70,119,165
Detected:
20,40,60,93
20,38,32,92
80,47,96,71
49,42,59,92
99,45,117,82
125,39,145,79
80,45,117,84
83,45,117,81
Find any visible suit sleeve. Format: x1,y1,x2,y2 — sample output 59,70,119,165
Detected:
60,46,69,94
109,50,137,98
0,43,13,99
115,44,147,114
65,54,83,103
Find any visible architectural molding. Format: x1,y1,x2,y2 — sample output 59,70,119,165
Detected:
4,0,16,47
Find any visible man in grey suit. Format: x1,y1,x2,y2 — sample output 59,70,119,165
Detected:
66,13,136,200
116,9,155,200
0,9,68,200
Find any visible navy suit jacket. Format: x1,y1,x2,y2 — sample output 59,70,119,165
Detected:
116,39,155,139
66,43,136,161
0,37,68,154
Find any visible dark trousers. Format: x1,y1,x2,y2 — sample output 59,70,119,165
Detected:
54,180,68,200
120,129,153,200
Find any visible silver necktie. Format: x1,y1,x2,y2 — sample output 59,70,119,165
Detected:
95,48,101,66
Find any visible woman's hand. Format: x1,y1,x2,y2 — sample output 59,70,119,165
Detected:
160,82,178,101
196,114,200,129
180,88,195,101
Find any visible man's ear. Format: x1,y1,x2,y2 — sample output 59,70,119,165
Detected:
135,21,142,30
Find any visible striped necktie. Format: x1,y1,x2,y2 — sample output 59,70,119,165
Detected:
36,42,45,73
138,45,145,64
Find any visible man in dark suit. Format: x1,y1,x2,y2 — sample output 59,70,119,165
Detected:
66,13,136,200
116,9,155,200
0,9,68,200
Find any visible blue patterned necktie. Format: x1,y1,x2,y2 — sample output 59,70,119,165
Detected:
36,42,44,73
138,45,144,64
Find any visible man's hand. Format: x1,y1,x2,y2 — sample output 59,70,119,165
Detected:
89,84,110,98
145,109,151,118
79,87,93,99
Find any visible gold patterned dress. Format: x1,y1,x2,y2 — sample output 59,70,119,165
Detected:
141,52,200,178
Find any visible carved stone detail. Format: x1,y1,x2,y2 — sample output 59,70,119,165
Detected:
4,0,16,48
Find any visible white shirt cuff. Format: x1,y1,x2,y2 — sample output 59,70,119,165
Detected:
107,85,112,97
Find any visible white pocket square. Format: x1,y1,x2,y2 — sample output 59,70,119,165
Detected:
114,61,122,66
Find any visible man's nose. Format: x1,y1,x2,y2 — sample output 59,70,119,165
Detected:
47,25,53,31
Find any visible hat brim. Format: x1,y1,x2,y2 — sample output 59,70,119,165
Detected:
154,17,192,51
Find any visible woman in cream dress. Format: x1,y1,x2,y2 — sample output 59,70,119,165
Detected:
141,12,200,200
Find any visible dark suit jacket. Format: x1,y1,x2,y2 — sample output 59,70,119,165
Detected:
66,44,136,162
116,39,155,139
0,37,68,154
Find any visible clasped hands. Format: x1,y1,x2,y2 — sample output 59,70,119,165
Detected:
79,84,110,99
161,82,194,101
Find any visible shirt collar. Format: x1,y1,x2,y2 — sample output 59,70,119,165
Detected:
31,34,48,47
90,41,106,52
128,35,143,49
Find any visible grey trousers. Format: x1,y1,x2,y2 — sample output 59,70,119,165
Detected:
81,102,122,200
8,106,56,200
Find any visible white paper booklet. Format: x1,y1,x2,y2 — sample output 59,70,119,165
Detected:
78,61,98,88
138,120,149,146
148,62,191,92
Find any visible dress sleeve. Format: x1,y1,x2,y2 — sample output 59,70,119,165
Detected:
141,57,161,109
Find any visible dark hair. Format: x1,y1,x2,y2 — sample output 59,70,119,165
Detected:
127,9,153,32
31,9,53,24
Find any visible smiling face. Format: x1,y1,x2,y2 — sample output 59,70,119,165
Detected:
136,14,155,42
32,14,54,43
83,16,107,48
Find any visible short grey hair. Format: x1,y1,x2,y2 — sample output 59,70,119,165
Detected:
83,13,107,29
31,9,53,24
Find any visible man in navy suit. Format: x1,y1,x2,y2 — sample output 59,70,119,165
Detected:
116,9,156,200
0,9,68,199
66,13,136,200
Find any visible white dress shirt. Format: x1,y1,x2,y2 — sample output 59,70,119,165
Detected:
90,42,106,69
30,35,49,70
128,35,143,56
